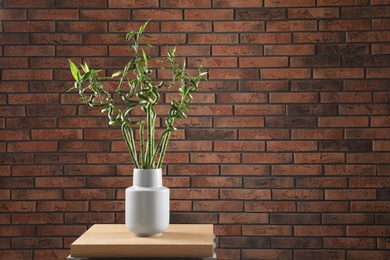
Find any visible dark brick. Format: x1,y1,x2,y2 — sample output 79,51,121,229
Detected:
235,9,286,20
265,116,317,127
319,141,372,151
220,237,270,248
291,80,342,91
317,44,369,55
186,129,237,140
287,104,338,115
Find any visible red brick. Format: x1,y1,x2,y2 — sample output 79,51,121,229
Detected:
270,93,318,103
0,251,32,260
267,21,317,31
239,80,288,92
185,9,232,20
272,165,322,175
12,165,62,176
213,45,262,56
0,202,36,213
214,225,241,236
37,201,88,212
246,201,295,212
57,46,107,56
322,213,374,224
294,250,344,260
239,129,289,139
34,250,69,260
295,153,345,163
4,21,54,32
108,21,159,32
367,68,390,78
346,128,389,139
134,9,182,20
288,7,339,18
214,0,262,7
221,189,271,200
5,46,54,56
192,177,242,187
236,9,286,20
188,57,237,67
160,46,210,57
273,189,323,200
161,0,210,8
87,177,132,188
348,153,390,163
193,201,243,212
240,57,288,68
210,69,259,79
347,226,390,236
171,189,218,199
265,0,314,6
241,33,291,44
296,177,348,188
262,68,311,79
378,238,390,249
374,141,390,151
265,45,314,55
0,9,26,20
375,92,390,103
214,21,264,32
0,166,10,176
340,104,389,115
7,141,57,152
234,105,285,115
56,0,106,7
292,129,343,139
319,116,369,127
298,202,349,212
243,153,292,164
108,0,158,8
351,201,390,212
350,177,390,188
324,165,376,176
28,9,78,20
0,130,29,141
314,68,364,78
372,44,390,54
12,213,63,224
65,212,115,223
3,70,52,80
347,251,390,260
216,249,240,259
32,129,82,140
12,237,62,248
347,31,390,42
80,10,130,20
0,107,25,117
161,22,212,32
272,237,321,249
318,0,369,5
320,20,370,30
0,58,28,68
215,141,265,151
294,32,344,43
3,0,54,7
243,225,292,236
188,34,238,45
64,165,114,176
325,189,376,200
217,93,266,104
90,201,124,211
57,22,107,32
295,226,345,236
35,177,86,188
266,138,317,150
191,152,236,163
243,250,292,260
221,165,270,176
31,33,82,44
219,213,268,224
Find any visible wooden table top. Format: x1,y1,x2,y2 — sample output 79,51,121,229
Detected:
70,224,215,258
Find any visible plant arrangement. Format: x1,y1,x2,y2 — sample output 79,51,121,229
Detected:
68,21,206,169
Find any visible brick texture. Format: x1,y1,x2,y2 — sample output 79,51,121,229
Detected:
1,1,389,260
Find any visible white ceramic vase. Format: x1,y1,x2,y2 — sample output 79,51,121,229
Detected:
125,168,170,236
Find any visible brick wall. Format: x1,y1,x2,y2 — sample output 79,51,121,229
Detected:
1,0,390,259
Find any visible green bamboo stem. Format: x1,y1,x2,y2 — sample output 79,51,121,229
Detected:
121,123,140,169
157,131,172,169
139,121,145,168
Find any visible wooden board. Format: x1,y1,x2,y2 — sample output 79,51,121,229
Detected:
70,224,214,258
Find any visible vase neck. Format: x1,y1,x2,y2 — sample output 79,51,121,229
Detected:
133,169,162,187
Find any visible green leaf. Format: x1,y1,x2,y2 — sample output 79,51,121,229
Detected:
80,70,93,82
69,59,81,82
111,71,122,78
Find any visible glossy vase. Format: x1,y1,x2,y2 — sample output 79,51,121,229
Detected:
125,168,170,236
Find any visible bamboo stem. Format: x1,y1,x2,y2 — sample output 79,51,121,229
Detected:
121,124,140,169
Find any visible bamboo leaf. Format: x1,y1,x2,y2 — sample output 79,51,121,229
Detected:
69,59,81,82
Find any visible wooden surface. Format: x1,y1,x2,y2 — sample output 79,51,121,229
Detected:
70,224,214,258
